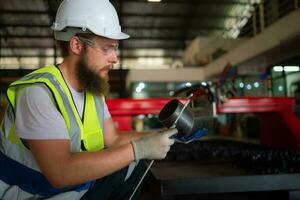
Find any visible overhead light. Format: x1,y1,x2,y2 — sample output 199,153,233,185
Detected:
231,29,240,39
246,84,252,90
135,87,142,93
185,82,192,87
254,82,260,88
238,18,249,27
138,82,146,89
148,0,161,2
273,66,299,72
250,0,261,4
284,66,299,72
273,66,283,72
201,82,207,86
135,82,146,93
223,3,254,39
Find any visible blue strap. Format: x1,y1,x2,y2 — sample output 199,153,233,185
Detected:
0,152,94,197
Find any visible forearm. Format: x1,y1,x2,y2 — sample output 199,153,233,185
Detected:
60,143,134,187
28,140,135,188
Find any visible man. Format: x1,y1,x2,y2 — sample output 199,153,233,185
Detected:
0,0,177,199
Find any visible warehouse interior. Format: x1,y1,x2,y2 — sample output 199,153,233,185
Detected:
1,0,300,199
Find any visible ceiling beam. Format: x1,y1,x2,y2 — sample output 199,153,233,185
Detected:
43,0,56,23
1,34,53,39
122,45,185,49
0,9,240,19
0,55,56,58
183,0,199,47
0,54,182,59
0,23,51,28
1,45,185,50
0,45,53,49
0,9,55,15
121,13,239,19
0,69,34,77
0,23,225,31
124,25,225,30
113,0,248,5
1,34,197,40
120,55,182,59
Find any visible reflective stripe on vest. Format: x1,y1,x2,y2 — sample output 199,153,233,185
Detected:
6,65,105,151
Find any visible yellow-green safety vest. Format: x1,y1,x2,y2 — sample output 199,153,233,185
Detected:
5,65,105,151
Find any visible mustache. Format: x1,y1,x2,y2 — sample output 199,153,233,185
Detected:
102,65,113,71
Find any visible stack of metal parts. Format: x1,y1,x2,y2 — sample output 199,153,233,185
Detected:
162,138,300,175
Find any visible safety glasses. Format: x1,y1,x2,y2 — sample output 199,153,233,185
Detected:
78,37,119,55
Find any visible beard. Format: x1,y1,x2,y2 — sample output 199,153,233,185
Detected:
75,52,110,97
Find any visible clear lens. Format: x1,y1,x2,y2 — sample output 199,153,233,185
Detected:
78,37,118,55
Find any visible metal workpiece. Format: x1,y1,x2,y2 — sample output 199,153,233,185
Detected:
158,99,194,137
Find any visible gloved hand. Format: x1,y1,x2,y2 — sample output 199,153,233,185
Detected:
131,128,177,160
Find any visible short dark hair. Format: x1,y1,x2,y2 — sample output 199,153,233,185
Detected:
76,33,95,40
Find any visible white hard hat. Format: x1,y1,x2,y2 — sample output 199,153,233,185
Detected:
51,0,129,41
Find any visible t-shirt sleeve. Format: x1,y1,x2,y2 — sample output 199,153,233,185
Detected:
14,84,70,140
103,101,111,119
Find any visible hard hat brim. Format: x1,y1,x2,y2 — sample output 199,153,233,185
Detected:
53,28,130,41
104,32,130,40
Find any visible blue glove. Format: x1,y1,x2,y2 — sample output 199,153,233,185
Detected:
170,128,208,144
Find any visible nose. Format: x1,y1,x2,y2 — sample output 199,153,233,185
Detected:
108,50,118,64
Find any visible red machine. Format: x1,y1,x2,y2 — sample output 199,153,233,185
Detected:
107,97,300,149
217,97,300,149
106,98,175,131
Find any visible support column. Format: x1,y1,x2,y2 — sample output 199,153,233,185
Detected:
259,1,265,32
252,7,257,36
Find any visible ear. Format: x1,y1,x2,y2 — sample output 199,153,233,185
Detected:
69,36,83,55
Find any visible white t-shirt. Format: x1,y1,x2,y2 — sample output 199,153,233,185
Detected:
15,83,111,140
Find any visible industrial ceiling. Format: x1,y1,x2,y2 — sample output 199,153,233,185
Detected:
1,0,281,70
0,0,298,96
